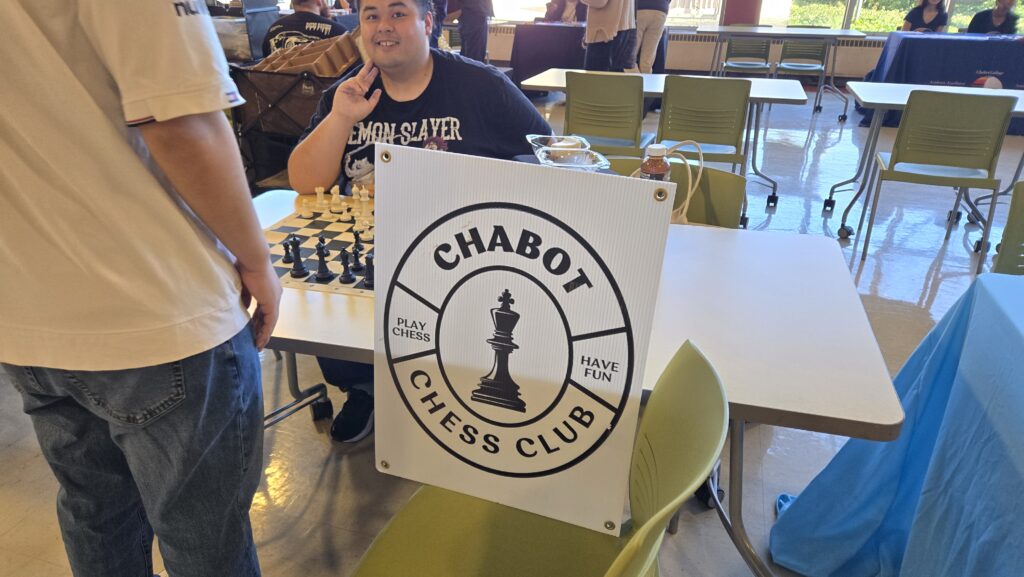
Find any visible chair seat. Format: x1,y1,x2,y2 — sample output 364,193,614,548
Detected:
723,60,771,71
876,152,991,181
353,486,624,577
777,62,824,73
660,140,738,156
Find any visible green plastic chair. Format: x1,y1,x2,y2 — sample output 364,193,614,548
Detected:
773,40,828,110
993,182,1024,275
859,90,1017,274
565,71,655,156
720,38,772,77
656,76,751,174
608,156,747,228
350,341,729,577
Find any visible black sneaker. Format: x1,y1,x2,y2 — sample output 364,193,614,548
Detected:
330,389,374,442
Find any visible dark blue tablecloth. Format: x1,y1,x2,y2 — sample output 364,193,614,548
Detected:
862,32,1024,134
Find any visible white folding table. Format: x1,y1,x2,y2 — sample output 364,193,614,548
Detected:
255,189,903,577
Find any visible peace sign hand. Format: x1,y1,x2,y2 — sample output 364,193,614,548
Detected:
330,62,383,125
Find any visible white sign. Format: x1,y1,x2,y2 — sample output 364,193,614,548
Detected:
373,145,674,534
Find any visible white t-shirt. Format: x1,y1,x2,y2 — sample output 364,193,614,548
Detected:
0,1,251,370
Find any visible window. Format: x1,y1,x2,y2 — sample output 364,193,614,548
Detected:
494,0,548,21
850,0,918,33
666,0,725,26
759,0,847,28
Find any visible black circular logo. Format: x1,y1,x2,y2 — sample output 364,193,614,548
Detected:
383,203,634,477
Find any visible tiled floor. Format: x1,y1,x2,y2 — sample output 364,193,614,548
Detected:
1,88,1020,577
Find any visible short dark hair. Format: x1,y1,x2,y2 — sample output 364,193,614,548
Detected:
359,0,434,19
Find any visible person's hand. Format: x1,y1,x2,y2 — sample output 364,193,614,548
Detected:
238,261,282,351
330,63,383,125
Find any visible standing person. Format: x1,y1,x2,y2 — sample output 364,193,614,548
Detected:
967,0,1018,33
457,0,493,62
544,0,588,23
263,0,348,56
902,0,948,32
288,0,551,442
432,0,449,48
581,0,638,72
0,1,280,577
634,0,668,73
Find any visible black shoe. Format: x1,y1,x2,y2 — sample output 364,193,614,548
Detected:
330,389,374,442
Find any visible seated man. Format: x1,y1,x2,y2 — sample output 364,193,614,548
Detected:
289,0,551,442
262,0,348,56
968,0,1018,33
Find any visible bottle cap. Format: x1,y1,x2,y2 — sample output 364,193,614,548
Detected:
645,144,667,157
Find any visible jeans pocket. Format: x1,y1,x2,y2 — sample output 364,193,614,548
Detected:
62,362,186,426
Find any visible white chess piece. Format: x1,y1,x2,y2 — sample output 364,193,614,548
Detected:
300,198,314,219
329,185,343,214
314,186,327,211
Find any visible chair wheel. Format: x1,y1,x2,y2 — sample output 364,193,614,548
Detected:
694,484,725,509
823,198,836,211
814,105,823,113
974,240,989,253
838,114,848,122
311,398,334,421
740,215,749,229
767,193,779,208
947,210,963,224
838,224,854,239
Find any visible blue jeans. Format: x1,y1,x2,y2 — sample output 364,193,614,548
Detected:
1,325,263,577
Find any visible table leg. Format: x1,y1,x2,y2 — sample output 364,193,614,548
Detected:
827,108,882,223
710,419,776,577
820,39,850,121
749,103,780,207
711,38,724,76
968,149,1024,224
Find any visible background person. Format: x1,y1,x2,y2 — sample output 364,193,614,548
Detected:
263,0,348,56
634,0,668,73
967,0,1018,33
581,0,638,71
902,0,948,32
544,0,589,23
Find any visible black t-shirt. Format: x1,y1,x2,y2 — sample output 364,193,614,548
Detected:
301,50,552,189
262,12,347,56
967,9,1019,33
904,6,948,31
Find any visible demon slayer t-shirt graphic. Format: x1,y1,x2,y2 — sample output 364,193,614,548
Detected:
301,50,552,190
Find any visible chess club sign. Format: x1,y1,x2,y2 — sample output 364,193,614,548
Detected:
374,145,674,534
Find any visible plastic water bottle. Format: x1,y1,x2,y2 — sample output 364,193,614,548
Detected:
640,144,671,181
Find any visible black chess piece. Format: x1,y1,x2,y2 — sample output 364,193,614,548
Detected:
289,236,308,278
317,235,330,257
470,289,526,412
352,230,364,253
315,242,334,282
281,237,294,264
351,246,364,272
363,254,374,289
338,248,356,284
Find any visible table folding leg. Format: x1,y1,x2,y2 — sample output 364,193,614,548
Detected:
749,103,781,208
708,419,778,577
825,108,884,225
263,350,333,429
821,40,850,122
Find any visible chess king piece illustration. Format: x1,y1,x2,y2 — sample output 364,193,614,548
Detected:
471,289,528,413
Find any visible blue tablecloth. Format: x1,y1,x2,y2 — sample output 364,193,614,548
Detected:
770,274,1024,577
862,33,1024,134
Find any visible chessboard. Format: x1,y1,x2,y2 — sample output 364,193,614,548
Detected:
264,198,375,297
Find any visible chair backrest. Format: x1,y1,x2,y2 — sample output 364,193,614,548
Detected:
657,75,751,150
779,40,828,64
566,71,645,146
891,91,1017,175
602,341,729,577
994,182,1024,275
725,38,771,62
607,156,746,228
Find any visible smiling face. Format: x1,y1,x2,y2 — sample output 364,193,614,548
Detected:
360,0,433,73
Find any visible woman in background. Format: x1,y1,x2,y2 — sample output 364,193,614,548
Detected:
902,0,948,32
544,0,588,23
967,0,1018,33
